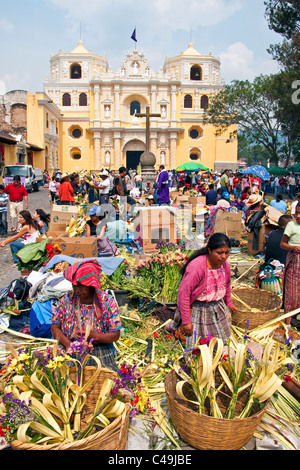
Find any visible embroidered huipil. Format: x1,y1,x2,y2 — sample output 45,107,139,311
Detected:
51,291,121,340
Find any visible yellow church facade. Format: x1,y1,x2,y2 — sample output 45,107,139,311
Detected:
27,40,238,173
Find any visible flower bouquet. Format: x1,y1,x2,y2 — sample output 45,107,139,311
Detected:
0,343,130,449
16,240,62,272
123,248,189,303
165,334,296,450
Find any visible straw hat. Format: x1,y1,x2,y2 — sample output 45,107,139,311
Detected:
245,193,263,206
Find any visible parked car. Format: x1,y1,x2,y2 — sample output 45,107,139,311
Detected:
1,165,43,192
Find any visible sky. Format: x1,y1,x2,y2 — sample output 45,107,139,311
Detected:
0,0,283,95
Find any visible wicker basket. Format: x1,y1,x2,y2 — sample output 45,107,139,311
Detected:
11,366,131,451
165,370,268,450
231,286,282,330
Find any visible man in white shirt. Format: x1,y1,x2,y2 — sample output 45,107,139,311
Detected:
288,173,296,198
97,170,110,205
274,176,280,197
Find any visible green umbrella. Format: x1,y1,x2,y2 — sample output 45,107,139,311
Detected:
268,167,290,175
176,162,209,172
288,163,300,173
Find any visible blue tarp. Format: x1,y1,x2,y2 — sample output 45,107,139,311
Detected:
42,255,124,276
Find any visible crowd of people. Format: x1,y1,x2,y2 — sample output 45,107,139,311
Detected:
1,165,300,336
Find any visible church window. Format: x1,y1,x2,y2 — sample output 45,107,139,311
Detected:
70,147,81,160
79,93,87,106
189,126,203,139
190,153,200,160
62,93,71,106
130,100,140,115
190,65,202,81
201,95,209,109
184,95,193,108
71,128,82,139
70,63,82,79
189,129,199,139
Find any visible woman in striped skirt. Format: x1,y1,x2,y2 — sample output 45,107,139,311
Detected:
177,233,238,348
280,203,300,327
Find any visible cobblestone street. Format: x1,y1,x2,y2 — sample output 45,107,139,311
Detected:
0,185,51,288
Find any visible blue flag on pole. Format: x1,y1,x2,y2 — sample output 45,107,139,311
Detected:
131,27,137,42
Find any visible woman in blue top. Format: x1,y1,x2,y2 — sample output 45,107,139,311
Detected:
33,209,50,234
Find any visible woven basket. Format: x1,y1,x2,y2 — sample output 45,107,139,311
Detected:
231,286,282,330
165,370,268,450
11,366,131,451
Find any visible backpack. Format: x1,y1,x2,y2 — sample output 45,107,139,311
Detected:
29,300,53,339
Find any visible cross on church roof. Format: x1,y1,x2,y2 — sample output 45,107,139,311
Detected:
136,106,161,153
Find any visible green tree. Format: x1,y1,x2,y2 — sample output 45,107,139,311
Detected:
203,75,285,166
238,132,271,167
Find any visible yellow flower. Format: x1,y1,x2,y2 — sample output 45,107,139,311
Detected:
19,353,29,362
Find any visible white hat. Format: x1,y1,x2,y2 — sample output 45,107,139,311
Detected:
245,193,263,206
100,170,109,177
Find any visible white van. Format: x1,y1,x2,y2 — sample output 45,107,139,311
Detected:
2,165,43,192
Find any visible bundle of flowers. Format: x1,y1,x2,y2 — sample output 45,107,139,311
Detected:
173,334,296,419
0,343,127,446
16,241,62,272
123,249,189,303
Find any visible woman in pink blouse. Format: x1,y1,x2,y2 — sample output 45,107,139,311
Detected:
51,259,121,371
177,233,238,348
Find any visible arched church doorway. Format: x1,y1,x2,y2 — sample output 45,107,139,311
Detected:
126,150,143,170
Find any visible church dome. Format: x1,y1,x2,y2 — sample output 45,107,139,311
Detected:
71,40,89,54
182,42,201,56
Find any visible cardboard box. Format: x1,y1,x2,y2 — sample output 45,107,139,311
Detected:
174,195,189,204
37,235,98,258
213,210,243,240
50,204,78,224
247,223,277,256
134,207,177,252
48,222,67,234
188,196,206,208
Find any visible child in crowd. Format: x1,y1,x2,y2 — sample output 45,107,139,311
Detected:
0,185,8,237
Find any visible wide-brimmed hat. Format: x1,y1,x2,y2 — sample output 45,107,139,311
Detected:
100,170,109,177
245,193,263,206
60,172,69,180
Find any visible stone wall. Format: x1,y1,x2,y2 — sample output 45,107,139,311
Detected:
0,90,28,138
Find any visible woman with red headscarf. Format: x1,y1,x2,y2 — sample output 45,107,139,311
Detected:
51,259,121,371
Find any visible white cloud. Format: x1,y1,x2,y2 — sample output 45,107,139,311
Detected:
46,0,243,28
0,73,33,94
0,18,14,32
151,0,243,28
0,80,5,95
219,42,255,82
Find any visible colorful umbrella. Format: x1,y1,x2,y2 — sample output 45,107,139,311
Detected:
176,162,209,172
241,165,270,181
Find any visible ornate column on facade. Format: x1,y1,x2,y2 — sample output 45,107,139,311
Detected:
151,85,157,114
94,84,100,121
169,133,177,169
114,134,121,169
114,85,120,122
93,132,101,170
171,85,177,123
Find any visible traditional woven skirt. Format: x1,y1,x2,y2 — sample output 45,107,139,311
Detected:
186,299,231,349
283,251,300,314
